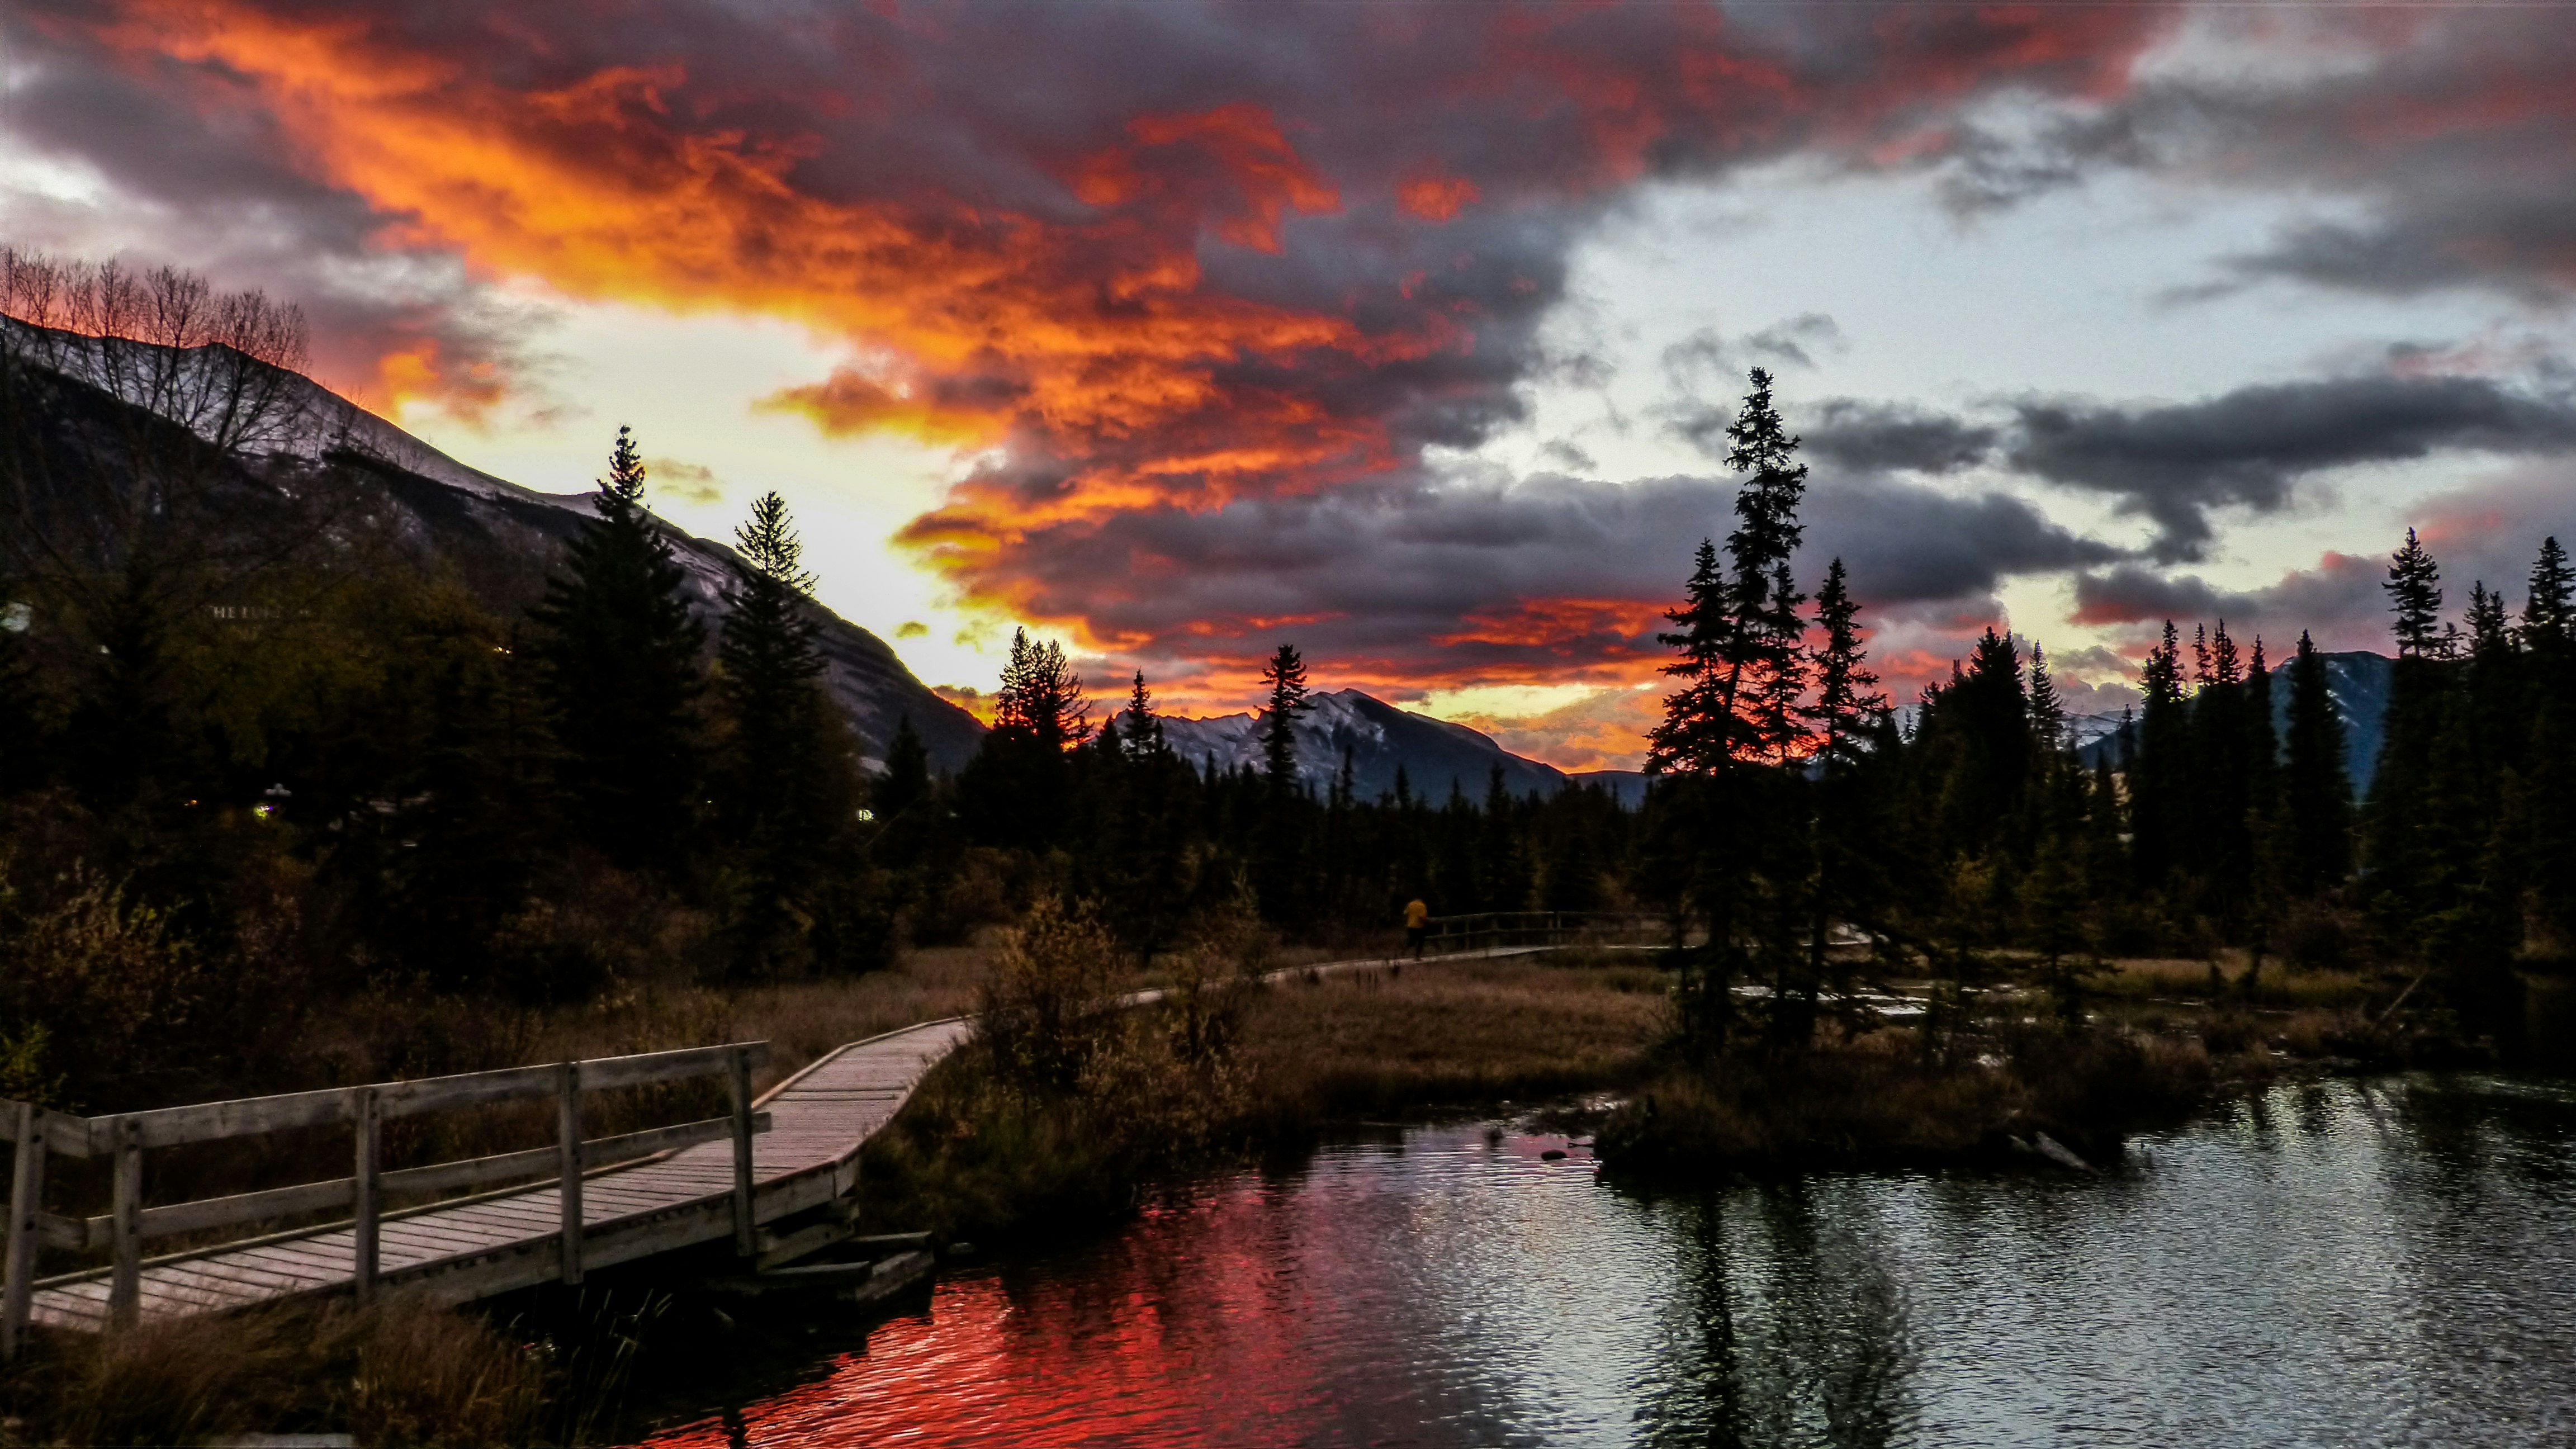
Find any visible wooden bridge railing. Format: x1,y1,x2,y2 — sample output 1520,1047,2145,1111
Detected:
0,1039,773,1357
1417,910,1669,955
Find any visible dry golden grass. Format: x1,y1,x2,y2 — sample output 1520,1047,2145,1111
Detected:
2090,954,2380,1010
1233,951,1670,1124
4,1293,581,1448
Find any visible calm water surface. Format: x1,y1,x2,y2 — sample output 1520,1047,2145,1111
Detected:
636,1076,2576,1447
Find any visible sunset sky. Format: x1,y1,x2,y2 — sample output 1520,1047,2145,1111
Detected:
6,1,2574,768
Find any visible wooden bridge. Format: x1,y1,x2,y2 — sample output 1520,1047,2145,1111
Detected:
1,917,1660,1357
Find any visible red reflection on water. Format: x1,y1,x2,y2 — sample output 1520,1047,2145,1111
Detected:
636,1133,1602,1448
638,1187,1365,1448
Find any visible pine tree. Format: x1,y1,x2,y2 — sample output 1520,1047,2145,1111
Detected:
2130,622,2187,889
961,629,1090,853
2385,527,2445,658
2365,531,2459,949
1119,671,1166,763
1646,539,1731,775
877,715,930,818
1257,643,1311,789
1720,369,1810,765
528,426,706,871
2523,537,2576,949
2523,536,2572,646
2281,631,2352,896
1799,557,1890,1038
715,491,866,976
993,629,1091,750
2196,620,2254,927
1803,559,1884,773
2026,643,2065,756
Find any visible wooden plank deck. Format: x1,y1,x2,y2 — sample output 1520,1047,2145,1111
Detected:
26,1017,973,1331
21,943,1566,1332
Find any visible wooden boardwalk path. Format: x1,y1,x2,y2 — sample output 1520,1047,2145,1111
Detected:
6,927,1602,1344
19,1019,970,1334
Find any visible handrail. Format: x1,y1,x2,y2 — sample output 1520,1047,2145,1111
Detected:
0,1039,774,1352
1412,910,1668,955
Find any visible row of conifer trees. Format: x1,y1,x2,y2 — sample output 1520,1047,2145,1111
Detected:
1627,368,2576,1050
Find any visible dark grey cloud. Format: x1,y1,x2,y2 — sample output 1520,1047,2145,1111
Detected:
1911,13,2576,304
982,466,2119,688
1804,398,1998,474
2009,374,2576,562
2072,463,2576,652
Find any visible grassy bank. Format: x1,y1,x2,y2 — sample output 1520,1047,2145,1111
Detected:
0,1291,659,1449
1595,1024,2222,1177
848,948,1670,1243
1592,944,2453,1180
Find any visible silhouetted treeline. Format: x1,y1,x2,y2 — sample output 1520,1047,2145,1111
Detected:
882,644,1639,963
1631,370,2576,1054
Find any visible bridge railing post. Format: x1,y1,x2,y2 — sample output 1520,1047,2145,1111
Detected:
729,1046,755,1256
556,1062,583,1286
3,1101,42,1361
109,1116,141,1329
352,1086,381,1304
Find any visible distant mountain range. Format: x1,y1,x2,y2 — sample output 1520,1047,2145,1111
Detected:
7,319,1637,797
6,316,988,770
1157,689,1650,806
2073,651,2395,793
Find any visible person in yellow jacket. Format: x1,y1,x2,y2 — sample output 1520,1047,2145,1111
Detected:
1404,897,1429,959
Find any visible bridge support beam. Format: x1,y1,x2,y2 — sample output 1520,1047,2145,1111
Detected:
3,1102,43,1361
730,1047,755,1256
109,1117,142,1330
557,1062,583,1286
353,1087,381,1303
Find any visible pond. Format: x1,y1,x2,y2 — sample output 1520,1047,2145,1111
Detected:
633,1075,2576,1447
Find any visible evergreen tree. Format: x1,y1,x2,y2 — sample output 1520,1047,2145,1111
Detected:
1804,560,1883,773
1119,670,1166,763
1646,539,1731,775
2240,637,2282,981
1257,643,1312,789
2385,527,2445,658
2523,537,2576,948
2129,622,2187,888
527,426,706,872
2026,643,2065,756
2281,631,2353,896
1798,557,1890,1040
2196,621,2254,927
2526,536,2573,646
993,628,1091,749
714,491,869,976
960,629,1088,851
1718,368,1811,765
2365,530,2459,950
877,715,930,819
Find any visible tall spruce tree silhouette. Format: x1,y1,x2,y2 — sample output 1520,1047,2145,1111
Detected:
2129,622,2187,888
1642,370,1813,1053
2366,529,2451,942
877,716,930,819
1258,643,1311,790
716,490,857,974
2523,538,2576,944
1646,539,1730,774
1721,368,1810,764
529,427,704,872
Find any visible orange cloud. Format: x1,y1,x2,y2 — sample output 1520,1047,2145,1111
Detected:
94,3,1415,498
1397,171,1480,223
65,0,2185,733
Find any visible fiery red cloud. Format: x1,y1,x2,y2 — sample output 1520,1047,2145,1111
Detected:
33,0,2389,764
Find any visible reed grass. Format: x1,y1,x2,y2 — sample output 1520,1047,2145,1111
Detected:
0,1290,665,1448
